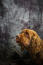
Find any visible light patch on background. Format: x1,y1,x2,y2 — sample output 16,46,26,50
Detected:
22,11,29,22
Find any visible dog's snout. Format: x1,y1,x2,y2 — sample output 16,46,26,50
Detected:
16,35,20,43
16,35,19,38
16,35,18,38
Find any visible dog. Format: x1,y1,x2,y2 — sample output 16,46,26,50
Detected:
16,29,43,64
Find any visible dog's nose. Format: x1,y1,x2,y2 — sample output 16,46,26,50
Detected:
16,35,20,43
16,35,19,38
16,35,20,40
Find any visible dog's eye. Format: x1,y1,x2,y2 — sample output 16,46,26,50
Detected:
25,32,28,35
25,32,30,38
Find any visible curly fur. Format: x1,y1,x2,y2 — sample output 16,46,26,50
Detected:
16,29,43,64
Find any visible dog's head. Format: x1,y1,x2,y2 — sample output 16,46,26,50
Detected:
16,29,41,54
16,29,31,46
16,29,34,51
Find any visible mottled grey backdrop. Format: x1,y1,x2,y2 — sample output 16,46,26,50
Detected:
0,0,43,56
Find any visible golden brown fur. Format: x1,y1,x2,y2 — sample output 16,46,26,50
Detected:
16,29,43,64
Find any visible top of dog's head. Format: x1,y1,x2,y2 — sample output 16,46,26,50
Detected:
16,29,41,54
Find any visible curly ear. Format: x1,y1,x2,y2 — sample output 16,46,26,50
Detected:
35,37,41,54
30,33,41,55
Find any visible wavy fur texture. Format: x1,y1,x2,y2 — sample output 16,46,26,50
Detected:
16,29,43,64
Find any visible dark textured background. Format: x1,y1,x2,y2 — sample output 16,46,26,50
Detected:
0,0,43,65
